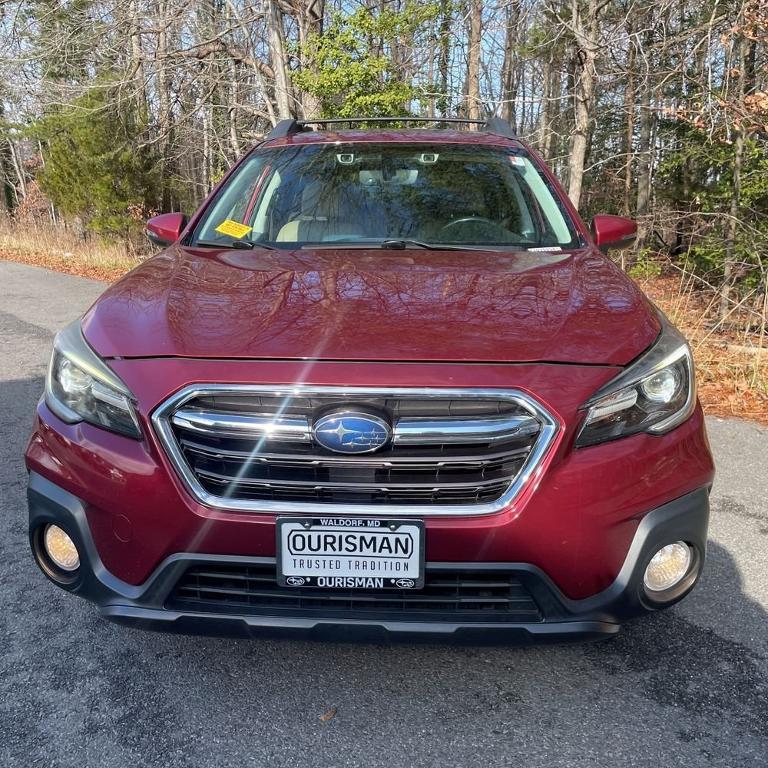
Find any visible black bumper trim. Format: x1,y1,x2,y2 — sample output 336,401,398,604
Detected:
102,605,617,644
27,471,710,643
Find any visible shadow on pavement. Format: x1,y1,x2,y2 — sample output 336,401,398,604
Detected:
585,540,768,740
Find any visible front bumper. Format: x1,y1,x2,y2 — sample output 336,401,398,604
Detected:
27,471,710,643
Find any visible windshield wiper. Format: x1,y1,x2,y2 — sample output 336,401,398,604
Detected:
379,239,504,252
304,239,505,251
193,240,279,251
299,239,527,252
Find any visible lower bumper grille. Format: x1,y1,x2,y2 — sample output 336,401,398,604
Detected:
168,563,543,624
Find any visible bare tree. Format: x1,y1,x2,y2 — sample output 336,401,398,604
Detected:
466,0,483,120
266,0,294,118
566,0,601,208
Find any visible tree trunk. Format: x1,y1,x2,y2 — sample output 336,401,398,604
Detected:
500,2,521,129
0,150,13,213
228,57,242,159
720,34,755,320
538,59,552,158
0,107,14,213
635,73,653,222
622,23,636,217
202,105,211,194
437,0,452,117
295,0,325,119
156,0,173,211
38,141,56,224
7,139,26,200
566,0,599,209
466,0,483,121
128,0,147,115
544,61,561,162
721,125,744,320
267,0,293,118
427,20,436,119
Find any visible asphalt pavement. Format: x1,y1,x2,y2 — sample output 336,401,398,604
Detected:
1,259,766,768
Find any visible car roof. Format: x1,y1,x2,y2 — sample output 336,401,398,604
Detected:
263,129,523,149
258,118,526,151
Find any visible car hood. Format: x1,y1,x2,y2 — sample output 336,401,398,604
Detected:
81,245,659,365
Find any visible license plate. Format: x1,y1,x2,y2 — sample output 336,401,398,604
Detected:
276,517,424,589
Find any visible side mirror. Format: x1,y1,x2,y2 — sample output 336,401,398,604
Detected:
146,212,188,248
591,215,637,253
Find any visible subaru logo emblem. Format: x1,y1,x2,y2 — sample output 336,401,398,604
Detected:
395,578,415,589
286,576,306,586
313,411,391,454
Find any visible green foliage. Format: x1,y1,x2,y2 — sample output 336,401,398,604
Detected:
293,5,439,118
32,83,160,236
657,126,768,284
628,249,663,279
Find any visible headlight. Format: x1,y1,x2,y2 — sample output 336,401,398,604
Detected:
45,321,141,439
576,311,696,447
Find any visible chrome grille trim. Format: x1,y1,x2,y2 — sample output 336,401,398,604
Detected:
393,415,540,444
176,440,532,466
171,409,312,441
151,385,559,517
171,408,540,446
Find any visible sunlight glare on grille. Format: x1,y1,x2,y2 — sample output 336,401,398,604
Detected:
159,388,552,511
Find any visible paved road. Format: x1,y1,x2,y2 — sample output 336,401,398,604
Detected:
1,260,766,768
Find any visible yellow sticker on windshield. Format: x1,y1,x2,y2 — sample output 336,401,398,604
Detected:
215,219,252,239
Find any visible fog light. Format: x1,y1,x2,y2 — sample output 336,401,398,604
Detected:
643,542,691,592
43,525,80,572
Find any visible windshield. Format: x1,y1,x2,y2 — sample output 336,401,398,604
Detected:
192,143,580,250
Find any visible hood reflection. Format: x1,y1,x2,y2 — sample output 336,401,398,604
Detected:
81,246,659,365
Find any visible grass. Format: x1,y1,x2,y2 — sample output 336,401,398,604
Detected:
637,275,767,425
1,222,765,424
0,218,143,281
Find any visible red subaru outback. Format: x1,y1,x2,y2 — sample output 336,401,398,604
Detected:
26,118,715,642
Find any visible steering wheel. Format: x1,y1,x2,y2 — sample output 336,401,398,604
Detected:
439,216,515,241
441,216,495,231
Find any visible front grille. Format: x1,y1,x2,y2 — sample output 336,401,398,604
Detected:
153,386,556,514
168,563,543,623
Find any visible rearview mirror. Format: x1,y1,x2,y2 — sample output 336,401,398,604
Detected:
146,212,188,248
591,215,637,253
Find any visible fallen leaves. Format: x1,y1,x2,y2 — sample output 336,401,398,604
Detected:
0,248,140,282
319,707,337,723
639,276,768,425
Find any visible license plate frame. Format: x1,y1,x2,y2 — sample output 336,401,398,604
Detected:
276,517,425,590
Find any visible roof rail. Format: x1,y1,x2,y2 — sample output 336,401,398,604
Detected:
300,117,486,127
263,115,517,140
265,118,306,140
482,116,517,139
